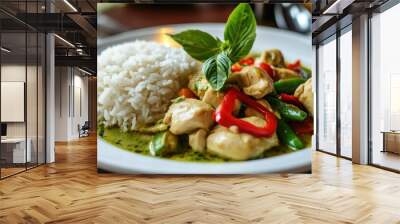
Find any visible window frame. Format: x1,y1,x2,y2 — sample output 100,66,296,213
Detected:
315,24,352,161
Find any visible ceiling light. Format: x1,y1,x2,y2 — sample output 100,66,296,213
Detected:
54,34,75,48
1,47,11,53
76,48,85,55
78,67,92,76
63,0,78,12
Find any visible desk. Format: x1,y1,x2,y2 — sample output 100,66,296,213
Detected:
1,138,31,163
381,131,400,154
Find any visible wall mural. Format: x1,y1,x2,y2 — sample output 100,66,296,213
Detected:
96,3,313,174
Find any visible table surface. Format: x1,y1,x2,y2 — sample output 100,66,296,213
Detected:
1,138,28,143
381,131,400,134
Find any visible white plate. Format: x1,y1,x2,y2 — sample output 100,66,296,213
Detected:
97,23,312,174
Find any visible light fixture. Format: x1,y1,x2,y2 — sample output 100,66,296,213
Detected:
1,47,11,53
76,48,83,55
54,34,75,48
78,67,92,76
63,0,78,12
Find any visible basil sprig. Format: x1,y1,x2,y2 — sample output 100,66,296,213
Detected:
224,3,257,62
169,3,256,91
167,30,222,61
202,52,232,90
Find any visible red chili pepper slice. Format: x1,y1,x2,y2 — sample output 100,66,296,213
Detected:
231,63,242,72
259,62,275,79
214,88,278,137
290,117,313,135
279,93,303,108
287,59,301,71
239,57,255,66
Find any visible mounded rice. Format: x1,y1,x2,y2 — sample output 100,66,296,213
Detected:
97,40,199,131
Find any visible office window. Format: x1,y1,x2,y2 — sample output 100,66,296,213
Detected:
371,3,400,171
317,37,337,154
339,29,352,158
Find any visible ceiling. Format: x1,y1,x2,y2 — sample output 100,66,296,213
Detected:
0,0,98,74
311,0,391,44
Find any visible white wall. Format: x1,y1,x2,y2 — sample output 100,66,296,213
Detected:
1,66,25,139
54,67,89,141
1,65,37,138
55,67,69,141
71,73,89,138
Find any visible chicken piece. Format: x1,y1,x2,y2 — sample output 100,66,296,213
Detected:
163,99,214,135
294,78,313,116
244,99,274,119
230,66,274,99
189,129,207,152
274,67,300,80
206,117,279,160
260,49,285,67
202,88,225,108
188,73,209,99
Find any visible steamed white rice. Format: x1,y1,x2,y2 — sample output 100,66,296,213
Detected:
97,40,199,131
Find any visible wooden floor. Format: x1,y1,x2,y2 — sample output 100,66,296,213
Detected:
0,135,400,224
1,167,26,178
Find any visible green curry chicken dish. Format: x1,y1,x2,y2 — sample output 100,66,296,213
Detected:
99,50,313,162
98,3,313,162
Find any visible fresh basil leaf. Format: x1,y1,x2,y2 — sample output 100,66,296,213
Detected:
224,3,256,62
168,30,222,61
202,52,232,90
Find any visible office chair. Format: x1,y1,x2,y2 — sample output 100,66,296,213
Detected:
79,121,90,138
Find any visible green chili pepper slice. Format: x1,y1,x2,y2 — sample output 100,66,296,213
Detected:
273,77,306,94
277,119,304,150
266,96,307,121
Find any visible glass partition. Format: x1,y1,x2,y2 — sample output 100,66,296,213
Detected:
1,30,27,177
370,3,400,171
317,37,337,154
0,1,46,179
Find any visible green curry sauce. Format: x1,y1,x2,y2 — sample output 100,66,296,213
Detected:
100,127,311,163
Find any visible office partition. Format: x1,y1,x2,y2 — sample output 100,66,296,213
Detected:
0,1,47,179
0,30,28,177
